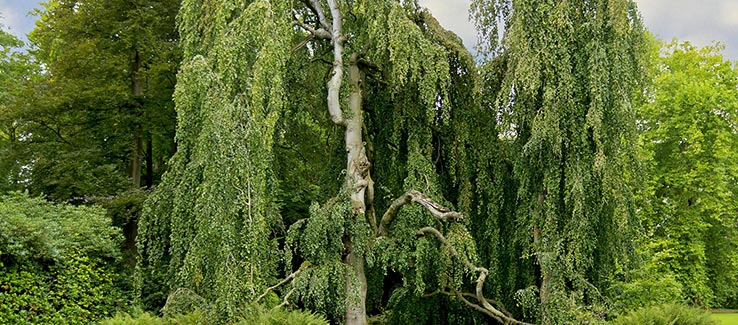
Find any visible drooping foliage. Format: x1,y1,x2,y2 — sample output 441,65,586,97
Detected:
472,0,648,322
140,0,497,323
636,41,738,307
137,0,292,319
279,2,492,323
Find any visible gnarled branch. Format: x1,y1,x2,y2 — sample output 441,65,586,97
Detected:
256,265,307,304
379,190,463,236
301,0,331,31
293,20,331,40
416,227,533,325
422,290,514,318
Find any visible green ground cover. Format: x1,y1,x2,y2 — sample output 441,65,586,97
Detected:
711,311,738,325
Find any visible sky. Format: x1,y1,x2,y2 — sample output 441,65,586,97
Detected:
1,0,736,61
418,0,738,61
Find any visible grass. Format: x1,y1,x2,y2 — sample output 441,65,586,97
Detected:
711,310,738,325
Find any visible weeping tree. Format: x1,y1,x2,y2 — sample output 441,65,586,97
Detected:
138,0,530,324
471,0,648,323
136,0,291,316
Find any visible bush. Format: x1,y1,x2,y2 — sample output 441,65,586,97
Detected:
100,309,202,325
0,192,122,261
608,243,686,314
239,305,328,325
0,192,125,324
101,306,328,325
609,304,717,325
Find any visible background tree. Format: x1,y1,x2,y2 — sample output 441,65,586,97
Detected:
636,41,738,308
14,0,180,200
472,0,648,322
0,27,40,193
0,1,181,269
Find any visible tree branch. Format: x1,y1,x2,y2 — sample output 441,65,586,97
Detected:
293,20,331,40
325,0,346,127
416,227,533,325
277,287,296,308
256,266,305,303
301,0,331,31
422,290,514,317
379,190,463,236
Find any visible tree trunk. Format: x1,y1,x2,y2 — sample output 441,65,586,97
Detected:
317,1,370,322
131,49,143,188
132,128,142,188
535,192,550,324
342,54,370,325
146,133,153,189
344,242,368,325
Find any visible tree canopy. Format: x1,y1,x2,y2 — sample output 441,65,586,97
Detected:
8,0,181,200
637,41,738,307
471,0,648,322
2,0,738,324
137,0,652,324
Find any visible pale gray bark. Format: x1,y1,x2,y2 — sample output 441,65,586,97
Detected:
321,1,369,323
326,0,346,127
379,190,463,236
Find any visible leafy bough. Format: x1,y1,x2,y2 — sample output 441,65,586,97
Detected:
260,189,532,325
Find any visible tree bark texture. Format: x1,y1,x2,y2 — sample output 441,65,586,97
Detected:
320,1,370,323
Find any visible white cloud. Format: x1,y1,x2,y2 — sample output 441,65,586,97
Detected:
420,0,738,61
632,0,737,59
0,5,21,32
418,0,477,52
720,2,738,27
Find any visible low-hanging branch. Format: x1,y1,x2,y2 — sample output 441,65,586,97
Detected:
416,227,534,325
421,290,514,318
378,190,463,236
255,264,308,305
377,190,530,323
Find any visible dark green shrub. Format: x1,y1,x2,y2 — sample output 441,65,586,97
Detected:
239,305,328,325
99,309,175,325
0,192,125,324
101,306,328,325
609,304,717,325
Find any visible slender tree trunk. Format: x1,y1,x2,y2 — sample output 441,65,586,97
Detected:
535,192,550,324
343,54,369,325
132,129,143,188
146,133,153,189
131,49,143,188
317,1,370,322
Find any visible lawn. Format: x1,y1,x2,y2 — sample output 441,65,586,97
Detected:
711,311,738,325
